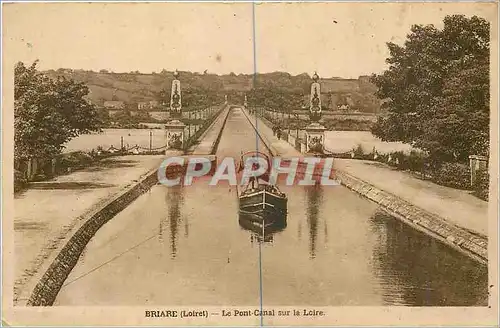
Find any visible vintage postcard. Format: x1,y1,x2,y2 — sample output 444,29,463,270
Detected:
1,1,499,326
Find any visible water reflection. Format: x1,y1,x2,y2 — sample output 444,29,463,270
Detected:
238,214,287,244
297,222,302,241
370,211,488,306
159,185,185,258
184,209,189,238
305,185,323,259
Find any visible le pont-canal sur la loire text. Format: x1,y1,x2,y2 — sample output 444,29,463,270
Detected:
145,308,325,318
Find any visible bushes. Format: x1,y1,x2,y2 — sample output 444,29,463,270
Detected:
14,170,27,193
183,108,223,150
407,150,427,173
386,151,405,169
345,146,429,169
353,144,364,158
473,169,489,201
343,144,375,160
380,152,472,191
334,143,489,198
342,146,475,191
57,151,95,172
430,162,471,190
323,118,373,131
384,150,428,172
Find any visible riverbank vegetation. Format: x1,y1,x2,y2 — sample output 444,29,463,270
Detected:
369,15,490,200
14,61,103,191
344,144,488,201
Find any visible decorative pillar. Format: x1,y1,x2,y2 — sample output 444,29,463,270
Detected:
225,95,228,105
165,70,185,152
305,123,326,154
165,120,186,151
170,70,182,118
244,94,248,109
304,72,326,153
309,72,322,121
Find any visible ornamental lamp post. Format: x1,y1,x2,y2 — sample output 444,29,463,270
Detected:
164,69,186,152
170,70,182,118
304,71,326,154
309,72,322,122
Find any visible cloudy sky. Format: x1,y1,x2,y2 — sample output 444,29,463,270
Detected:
3,2,496,78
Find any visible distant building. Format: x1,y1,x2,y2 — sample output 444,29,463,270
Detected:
126,102,138,110
358,75,372,84
108,110,121,116
149,111,170,121
138,102,149,110
149,100,160,109
103,100,125,110
138,100,160,110
107,145,119,153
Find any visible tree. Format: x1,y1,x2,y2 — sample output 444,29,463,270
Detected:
112,109,138,128
156,89,170,106
371,15,490,163
96,108,111,127
248,87,303,113
135,111,154,123
15,61,101,161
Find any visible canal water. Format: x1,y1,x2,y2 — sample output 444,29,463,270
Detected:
54,108,487,306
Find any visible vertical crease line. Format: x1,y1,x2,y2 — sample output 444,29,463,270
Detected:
252,2,264,327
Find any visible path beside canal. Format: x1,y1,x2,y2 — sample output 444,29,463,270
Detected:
14,155,164,303
189,105,231,155
242,109,302,158
243,108,488,239
334,159,488,237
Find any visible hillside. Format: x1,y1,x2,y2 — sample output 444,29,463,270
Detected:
44,69,382,113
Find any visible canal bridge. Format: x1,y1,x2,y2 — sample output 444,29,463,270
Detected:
24,104,488,308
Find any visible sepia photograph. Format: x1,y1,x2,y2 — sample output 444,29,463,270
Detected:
1,1,498,326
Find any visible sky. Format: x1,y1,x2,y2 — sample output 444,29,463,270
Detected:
2,2,496,79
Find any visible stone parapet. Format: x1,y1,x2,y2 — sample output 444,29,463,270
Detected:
23,167,160,306
336,170,488,265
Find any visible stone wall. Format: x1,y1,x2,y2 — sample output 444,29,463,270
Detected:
336,170,488,265
183,106,227,151
210,105,233,155
26,168,159,306
250,110,307,154
240,109,279,156
189,104,231,155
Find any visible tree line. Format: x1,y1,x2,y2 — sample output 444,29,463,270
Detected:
371,15,490,164
15,61,101,163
